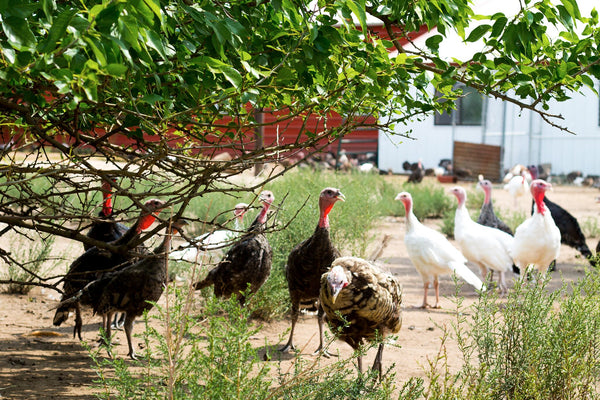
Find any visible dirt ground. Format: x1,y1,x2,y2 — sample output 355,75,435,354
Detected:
0,176,599,399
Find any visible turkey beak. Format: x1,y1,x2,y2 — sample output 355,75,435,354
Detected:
336,192,346,202
331,285,343,304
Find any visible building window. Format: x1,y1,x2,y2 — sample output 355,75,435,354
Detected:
434,85,483,126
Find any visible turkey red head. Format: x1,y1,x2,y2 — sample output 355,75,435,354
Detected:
138,199,168,231
394,192,413,214
449,186,467,207
325,265,349,304
530,179,552,215
100,177,118,217
319,187,345,228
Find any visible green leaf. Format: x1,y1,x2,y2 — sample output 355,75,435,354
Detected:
559,0,581,20
345,0,367,32
145,30,168,60
142,0,162,22
106,63,128,77
202,57,243,89
2,15,36,50
465,24,491,43
425,35,443,51
37,8,77,53
83,37,107,66
491,16,507,38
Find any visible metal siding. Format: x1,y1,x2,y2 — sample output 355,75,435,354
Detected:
380,82,600,176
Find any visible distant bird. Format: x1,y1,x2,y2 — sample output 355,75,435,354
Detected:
396,192,484,308
280,188,345,354
53,199,167,339
85,177,128,251
403,160,425,183
169,203,249,262
477,178,513,235
504,170,530,207
566,170,583,184
320,256,402,376
512,179,561,276
528,165,597,268
502,164,530,183
57,219,188,359
450,186,514,294
194,191,274,304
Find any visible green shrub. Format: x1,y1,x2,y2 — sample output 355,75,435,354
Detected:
394,183,454,220
581,217,600,239
426,273,600,399
0,234,58,294
90,285,409,400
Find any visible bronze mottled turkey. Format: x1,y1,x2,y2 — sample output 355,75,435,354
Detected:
84,177,129,251
194,191,274,304
53,199,167,339
280,187,345,354
56,219,188,360
320,256,402,376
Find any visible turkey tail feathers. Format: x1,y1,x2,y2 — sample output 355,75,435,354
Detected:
194,278,211,291
448,261,485,291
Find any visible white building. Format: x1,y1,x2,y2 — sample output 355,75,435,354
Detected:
378,0,600,178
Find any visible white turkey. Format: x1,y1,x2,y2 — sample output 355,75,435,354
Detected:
170,203,248,262
320,256,402,376
395,192,484,308
450,186,514,294
528,165,597,268
504,170,530,208
512,179,561,276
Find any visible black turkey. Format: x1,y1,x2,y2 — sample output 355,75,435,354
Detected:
280,187,345,354
403,160,425,183
194,191,274,304
53,199,167,339
320,256,402,376
57,219,188,359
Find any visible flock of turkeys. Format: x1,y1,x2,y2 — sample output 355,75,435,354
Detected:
51,167,592,375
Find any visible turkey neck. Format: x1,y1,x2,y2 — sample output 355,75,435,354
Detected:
533,190,546,215
318,201,335,229
153,227,174,255
482,187,491,205
249,202,271,231
102,192,113,217
113,214,157,247
403,201,419,231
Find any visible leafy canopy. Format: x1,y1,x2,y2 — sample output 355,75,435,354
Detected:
0,0,597,264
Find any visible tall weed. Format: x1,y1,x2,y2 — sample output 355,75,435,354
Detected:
426,273,600,399
91,285,408,399
0,234,58,294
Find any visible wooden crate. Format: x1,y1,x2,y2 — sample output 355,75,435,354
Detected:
453,141,502,182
